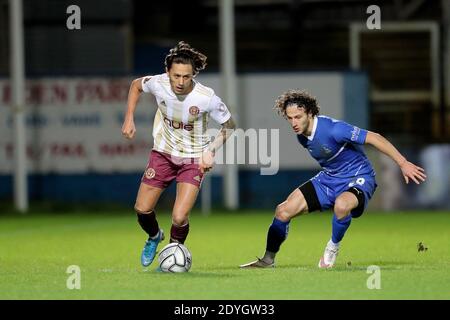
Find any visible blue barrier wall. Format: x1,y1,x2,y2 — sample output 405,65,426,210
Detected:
0,169,319,209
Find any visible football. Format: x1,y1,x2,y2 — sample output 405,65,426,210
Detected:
158,242,192,273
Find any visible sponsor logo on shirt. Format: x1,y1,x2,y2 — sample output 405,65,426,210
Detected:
351,126,361,142
163,116,194,131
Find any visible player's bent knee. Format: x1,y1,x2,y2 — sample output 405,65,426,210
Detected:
275,202,297,221
172,213,189,226
134,205,153,215
334,199,351,219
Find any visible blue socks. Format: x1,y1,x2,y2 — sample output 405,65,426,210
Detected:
266,217,290,253
264,214,350,259
331,214,352,244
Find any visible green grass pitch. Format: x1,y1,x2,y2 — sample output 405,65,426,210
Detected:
0,209,449,299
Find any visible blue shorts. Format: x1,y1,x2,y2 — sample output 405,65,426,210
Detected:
310,171,377,217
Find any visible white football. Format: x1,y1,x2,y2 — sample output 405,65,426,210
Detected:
158,242,192,273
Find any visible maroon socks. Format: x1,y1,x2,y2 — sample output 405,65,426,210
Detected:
170,222,190,244
136,209,159,239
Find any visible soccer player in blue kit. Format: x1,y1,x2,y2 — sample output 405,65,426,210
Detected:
240,89,427,269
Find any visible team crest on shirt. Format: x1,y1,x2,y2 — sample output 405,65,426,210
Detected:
189,106,200,116
321,144,332,155
144,168,156,179
218,103,228,116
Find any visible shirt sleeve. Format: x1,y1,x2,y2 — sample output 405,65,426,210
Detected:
208,94,231,124
141,75,156,94
332,120,367,145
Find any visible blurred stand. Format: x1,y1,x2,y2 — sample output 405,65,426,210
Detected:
419,145,450,209
379,153,404,211
0,0,448,212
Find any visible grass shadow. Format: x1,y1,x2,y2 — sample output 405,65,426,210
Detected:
147,270,241,279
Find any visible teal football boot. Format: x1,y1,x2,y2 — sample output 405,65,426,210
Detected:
141,229,165,267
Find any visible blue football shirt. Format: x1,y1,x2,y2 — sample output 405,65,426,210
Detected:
297,116,375,178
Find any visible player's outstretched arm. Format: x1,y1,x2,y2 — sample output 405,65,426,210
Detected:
122,77,145,140
199,117,236,173
365,131,427,184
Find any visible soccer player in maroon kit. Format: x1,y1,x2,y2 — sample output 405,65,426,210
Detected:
122,41,236,267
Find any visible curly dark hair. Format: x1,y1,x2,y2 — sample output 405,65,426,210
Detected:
164,41,207,75
274,89,320,118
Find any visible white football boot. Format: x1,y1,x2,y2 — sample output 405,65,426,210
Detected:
318,241,339,268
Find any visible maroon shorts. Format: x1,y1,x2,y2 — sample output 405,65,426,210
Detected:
141,150,204,189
